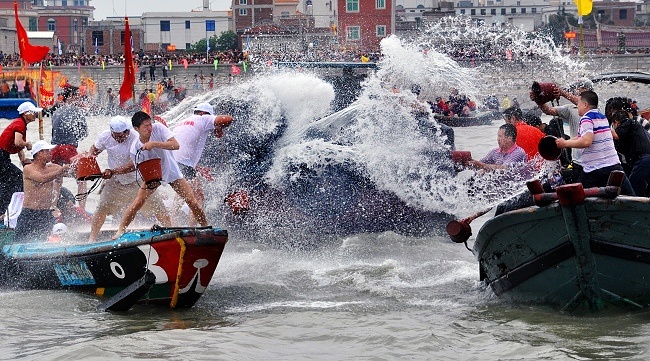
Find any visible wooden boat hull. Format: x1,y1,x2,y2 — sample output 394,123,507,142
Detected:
0,227,228,309
474,195,650,312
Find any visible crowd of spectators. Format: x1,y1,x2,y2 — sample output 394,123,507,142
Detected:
0,48,382,68
0,50,247,68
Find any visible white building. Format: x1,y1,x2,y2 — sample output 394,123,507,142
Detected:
296,0,338,29
397,0,441,22
454,0,555,31
141,10,230,51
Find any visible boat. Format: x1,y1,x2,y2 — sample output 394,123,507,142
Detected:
590,71,650,85
0,225,228,311
0,98,37,119
449,172,650,312
433,110,501,127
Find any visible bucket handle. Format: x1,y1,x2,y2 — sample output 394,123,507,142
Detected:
75,178,104,201
72,155,103,201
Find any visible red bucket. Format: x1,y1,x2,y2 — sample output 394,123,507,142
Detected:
137,158,163,185
531,81,559,104
451,150,472,164
76,156,102,181
538,135,561,161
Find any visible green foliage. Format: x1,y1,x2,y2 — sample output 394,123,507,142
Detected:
538,6,585,46
188,31,238,53
215,31,238,51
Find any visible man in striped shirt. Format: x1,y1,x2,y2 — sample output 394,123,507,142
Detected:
556,90,635,195
469,123,527,170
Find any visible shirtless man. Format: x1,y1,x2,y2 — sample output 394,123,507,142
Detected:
112,111,208,239
14,140,69,243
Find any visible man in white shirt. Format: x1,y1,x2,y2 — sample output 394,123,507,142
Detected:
112,111,208,239
172,102,232,223
88,116,170,242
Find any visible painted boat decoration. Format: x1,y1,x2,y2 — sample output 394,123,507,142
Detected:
451,173,650,312
433,111,501,127
0,226,228,311
0,98,37,119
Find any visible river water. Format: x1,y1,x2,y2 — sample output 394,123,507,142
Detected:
3,28,650,360
3,108,650,360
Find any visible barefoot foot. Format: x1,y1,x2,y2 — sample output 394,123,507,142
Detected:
112,229,125,240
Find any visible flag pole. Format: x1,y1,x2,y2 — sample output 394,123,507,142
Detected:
38,62,43,140
579,17,584,58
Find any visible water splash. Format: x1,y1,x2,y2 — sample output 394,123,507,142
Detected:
156,17,592,243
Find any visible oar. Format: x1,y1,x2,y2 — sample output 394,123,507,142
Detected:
446,208,493,244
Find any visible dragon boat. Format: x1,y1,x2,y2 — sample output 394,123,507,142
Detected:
0,225,228,311
449,172,650,313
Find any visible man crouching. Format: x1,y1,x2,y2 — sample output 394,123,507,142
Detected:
14,140,69,243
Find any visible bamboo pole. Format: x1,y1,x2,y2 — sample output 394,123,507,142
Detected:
37,63,43,140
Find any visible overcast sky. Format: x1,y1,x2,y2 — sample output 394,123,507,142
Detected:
93,0,232,20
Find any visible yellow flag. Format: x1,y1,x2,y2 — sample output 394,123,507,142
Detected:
169,59,172,71
573,0,592,16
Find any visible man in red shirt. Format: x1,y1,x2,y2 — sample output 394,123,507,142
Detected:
503,106,544,160
0,101,41,219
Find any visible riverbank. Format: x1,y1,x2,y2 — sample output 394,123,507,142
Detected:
0,52,643,101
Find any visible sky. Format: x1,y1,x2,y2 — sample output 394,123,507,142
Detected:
92,0,232,20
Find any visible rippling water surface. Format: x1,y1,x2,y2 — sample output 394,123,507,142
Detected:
4,21,650,360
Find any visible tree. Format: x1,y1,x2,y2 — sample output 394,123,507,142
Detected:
215,31,238,51
188,31,238,53
538,6,581,46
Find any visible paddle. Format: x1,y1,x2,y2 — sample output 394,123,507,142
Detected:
446,208,493,244
538,135,562,161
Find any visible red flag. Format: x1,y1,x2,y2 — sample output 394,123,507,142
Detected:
14,1,49,64
231,64,241,75
182,58,189,69
141,95,151,115
119,17,135,105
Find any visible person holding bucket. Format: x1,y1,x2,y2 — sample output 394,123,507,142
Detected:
172,102,233,224
555,90,635,196
87,116,170,242
50,87,89,209
531,78,593,183
112,111,208,239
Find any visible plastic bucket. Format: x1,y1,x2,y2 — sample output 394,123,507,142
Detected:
451,150,472,164
531,82,559,104
137,158,163,185
538,135,561,161
76,156,102,181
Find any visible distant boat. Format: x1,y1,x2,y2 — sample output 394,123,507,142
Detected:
433,110,501,127
0,225,228,311
0,98,37,119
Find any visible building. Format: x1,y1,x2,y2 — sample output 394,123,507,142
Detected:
453,0,550,31
593,1,636,27
140,9,230,53
33,0,95,54
337,0,394,51
85,18,144,55
232,0,274,31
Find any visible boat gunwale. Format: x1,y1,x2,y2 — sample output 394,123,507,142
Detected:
2,227,227,259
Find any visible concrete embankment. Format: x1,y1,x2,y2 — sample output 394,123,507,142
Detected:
1,53,643,102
